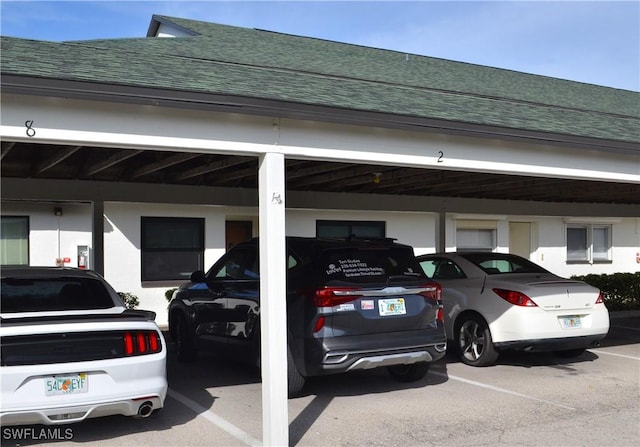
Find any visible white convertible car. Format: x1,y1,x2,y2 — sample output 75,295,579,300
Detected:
417,252,610,366
0,267,167,426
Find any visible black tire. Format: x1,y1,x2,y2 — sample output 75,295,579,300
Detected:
174,315,197,362
387,361,430,382
554,348,587,358
287,346,305,398
456,315,499,367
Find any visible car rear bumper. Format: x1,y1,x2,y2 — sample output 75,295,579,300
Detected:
493,333,606,352
302,330,447,375
0,353,167,426
0,394,165,426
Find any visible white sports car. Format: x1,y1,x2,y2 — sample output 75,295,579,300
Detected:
417,252,610,366
0,267,167,426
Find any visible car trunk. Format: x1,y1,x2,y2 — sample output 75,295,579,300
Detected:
522,278,600,311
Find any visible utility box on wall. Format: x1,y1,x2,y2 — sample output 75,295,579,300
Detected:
77,245,89,269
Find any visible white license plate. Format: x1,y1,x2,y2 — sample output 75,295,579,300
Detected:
560,316,582,329
378,298,406,316
45,373,88,396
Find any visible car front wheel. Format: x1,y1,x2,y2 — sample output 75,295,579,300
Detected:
456,315,499,367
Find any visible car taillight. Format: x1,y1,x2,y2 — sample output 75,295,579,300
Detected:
123,333,134,355
122,331,162,356
595,292,605,304
313,287,363,307
436,307,444,324
493,288,538,307
149,332,160,351
314,316,326,333
418,283,444,322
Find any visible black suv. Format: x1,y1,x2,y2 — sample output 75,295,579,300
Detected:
168,237,446,396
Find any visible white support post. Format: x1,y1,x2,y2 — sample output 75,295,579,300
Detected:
258,152,288,447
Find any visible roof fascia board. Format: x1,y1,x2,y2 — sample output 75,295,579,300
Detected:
146,15,199,38
2,74,637,156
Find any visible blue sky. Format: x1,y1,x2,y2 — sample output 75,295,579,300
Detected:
1,1,638,91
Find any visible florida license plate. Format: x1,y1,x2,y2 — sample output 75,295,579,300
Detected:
45,373,88,396
378,298,406,316
560,316,582,329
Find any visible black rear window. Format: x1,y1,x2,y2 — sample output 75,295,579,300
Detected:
461,253,549,275
318,246,424,283
1,277,116,313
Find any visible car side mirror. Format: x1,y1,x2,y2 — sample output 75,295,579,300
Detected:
190,270,207,283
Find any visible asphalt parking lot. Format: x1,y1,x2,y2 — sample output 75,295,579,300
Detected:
3,312,639,447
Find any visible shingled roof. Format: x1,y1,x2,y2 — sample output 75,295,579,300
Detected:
1,14,639,147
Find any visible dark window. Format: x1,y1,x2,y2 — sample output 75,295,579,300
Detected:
461,253,549,274
316,220,385,238
319,246,423,283
1,216,29,266
1,277,115,313
141,217,204,281
420,259,466,280
209,247,258,280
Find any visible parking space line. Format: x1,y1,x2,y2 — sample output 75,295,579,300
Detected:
168,388,262,447
431,372,576,410
590,349,640,360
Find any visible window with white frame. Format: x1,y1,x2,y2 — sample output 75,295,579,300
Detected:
566,224,612,263
456,229,496,251
141,217,204,281
1,216,29,266
455,220,497,252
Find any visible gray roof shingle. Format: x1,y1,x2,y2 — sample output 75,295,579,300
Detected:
1,15,638,145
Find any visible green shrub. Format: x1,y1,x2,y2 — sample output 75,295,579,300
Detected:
165,288,178,302
117,292,140,309
571,273,640,311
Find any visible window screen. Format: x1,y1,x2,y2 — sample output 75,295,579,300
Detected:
456,229,496,251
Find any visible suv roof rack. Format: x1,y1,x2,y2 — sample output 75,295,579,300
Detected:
320,235,398,243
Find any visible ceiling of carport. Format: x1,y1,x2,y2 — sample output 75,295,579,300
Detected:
2,140,639,205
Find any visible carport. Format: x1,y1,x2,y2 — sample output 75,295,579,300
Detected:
1,15,639,446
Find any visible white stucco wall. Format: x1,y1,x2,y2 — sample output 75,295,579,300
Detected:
535,216,640,277
102,202,249,326
2,201,93,267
